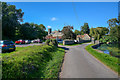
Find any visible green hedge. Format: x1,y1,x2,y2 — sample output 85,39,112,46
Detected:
2,44,65,78
45,39,58,47
85,44,118,73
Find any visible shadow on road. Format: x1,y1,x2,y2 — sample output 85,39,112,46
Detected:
59,46,69,50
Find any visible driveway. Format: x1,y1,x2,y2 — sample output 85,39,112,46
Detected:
59,43,118,78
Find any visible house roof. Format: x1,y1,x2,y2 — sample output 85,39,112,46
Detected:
45,35,62,39
77,34,90,38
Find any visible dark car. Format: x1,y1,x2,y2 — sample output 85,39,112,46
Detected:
0,40,16,53
57,39,63,43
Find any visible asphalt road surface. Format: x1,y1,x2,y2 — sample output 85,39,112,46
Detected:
59,43,118,78
16,42,45,47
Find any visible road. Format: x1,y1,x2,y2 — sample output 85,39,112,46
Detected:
16,42,45,47
59,43,118,78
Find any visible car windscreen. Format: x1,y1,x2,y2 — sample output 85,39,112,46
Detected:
0,41,3,46
4,41,14,45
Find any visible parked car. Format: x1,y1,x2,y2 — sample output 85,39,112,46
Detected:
15,39,25,44
0,40,16,53
31,40,34,43
57,39,63,43
25,40,31,44
32,39,42,43
74,40,78,43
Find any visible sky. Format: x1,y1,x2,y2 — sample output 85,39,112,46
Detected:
8,2,119,31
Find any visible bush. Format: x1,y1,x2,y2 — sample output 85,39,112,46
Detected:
45,39,58,47
45,39,50,45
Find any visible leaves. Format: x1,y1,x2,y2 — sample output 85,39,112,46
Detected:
81,23,90,35
61,26,76,40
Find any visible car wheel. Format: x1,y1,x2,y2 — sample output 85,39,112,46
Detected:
13,48,16,51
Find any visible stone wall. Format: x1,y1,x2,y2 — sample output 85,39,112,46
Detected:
78,40,91,44
91,40,100,44
63,40,74,45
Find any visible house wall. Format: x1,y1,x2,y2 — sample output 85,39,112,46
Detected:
83,35,91,40
77,34,91,42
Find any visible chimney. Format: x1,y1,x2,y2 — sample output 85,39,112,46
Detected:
48,28,52,35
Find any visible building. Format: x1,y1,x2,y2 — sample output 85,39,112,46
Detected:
77,34,91,42
46,28,63,40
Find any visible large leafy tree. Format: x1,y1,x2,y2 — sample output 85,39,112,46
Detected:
19,23,47,40
61,26,76,40
2,2,47,41
0,2,2,40
81,23,90,34
90,27,109,40
2,2,24,40
74,30,80,35
107,17,120,43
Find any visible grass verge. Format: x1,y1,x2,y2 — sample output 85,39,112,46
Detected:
2,45,65,78
85,44,118,73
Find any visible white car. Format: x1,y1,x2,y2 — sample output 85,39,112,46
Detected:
74,40,78,43
25,40,31,44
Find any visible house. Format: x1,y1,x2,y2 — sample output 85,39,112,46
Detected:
45,28,63,40
77,34,91,42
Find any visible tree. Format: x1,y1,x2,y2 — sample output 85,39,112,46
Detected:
81,23,90,34
74,30,80,35
107,17,120,43
61,26,76,40
90,27,109,40
2,2,47,41
0,2,2,40
2,2,24,40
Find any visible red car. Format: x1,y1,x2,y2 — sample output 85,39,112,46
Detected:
15,40,25,44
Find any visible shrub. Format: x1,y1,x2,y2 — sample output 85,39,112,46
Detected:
45,39,50,45
45,39,58,47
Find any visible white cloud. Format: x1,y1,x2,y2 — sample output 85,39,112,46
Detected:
47,26,51,28
51,17,57,21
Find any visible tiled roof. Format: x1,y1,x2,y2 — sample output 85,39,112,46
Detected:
45,35,62,39
77,34,90,38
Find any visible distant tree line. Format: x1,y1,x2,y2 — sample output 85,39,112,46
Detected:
101,15,120,44
74,17,119,44
2,2,47,41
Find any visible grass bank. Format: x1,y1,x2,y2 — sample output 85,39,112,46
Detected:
2,45,65,78
85,44,118,73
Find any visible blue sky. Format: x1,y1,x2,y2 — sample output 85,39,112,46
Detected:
8,2,118,31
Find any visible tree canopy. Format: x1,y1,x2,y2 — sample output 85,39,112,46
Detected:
74,30,81,35
81,23,90,35
90,27,109,40
106,16,120,43
61,26,76,40
2,2,47,41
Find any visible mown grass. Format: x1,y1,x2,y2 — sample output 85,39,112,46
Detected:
2,45,65,78
85,44,118,73
2,47,25,57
